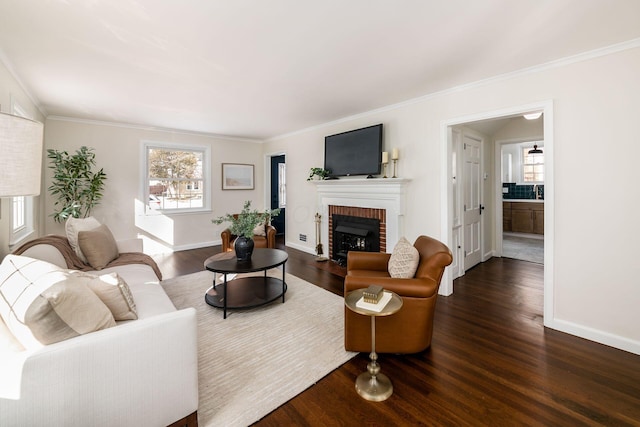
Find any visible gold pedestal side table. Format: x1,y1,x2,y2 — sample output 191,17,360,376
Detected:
345,288,403,402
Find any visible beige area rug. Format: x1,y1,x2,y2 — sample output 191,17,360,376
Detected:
161,269,357,427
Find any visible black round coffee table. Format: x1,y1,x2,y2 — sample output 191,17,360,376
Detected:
204,248,288,318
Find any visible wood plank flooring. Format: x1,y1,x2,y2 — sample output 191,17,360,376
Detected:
154,241,640,426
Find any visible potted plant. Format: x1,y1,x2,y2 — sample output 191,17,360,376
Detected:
47,146,107,223
307,167,330,181
212,200,280,261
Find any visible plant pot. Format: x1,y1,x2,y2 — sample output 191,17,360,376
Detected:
234,236,254,262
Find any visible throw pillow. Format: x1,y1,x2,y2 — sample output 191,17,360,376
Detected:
76,272,138,321
78,224,119,270
388,237,420,278
65,216,101,262
253,222,266,237
0,255,116,350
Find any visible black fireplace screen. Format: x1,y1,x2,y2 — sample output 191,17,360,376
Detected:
332,214,380,265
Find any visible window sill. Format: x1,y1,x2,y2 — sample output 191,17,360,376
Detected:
9,229,36,249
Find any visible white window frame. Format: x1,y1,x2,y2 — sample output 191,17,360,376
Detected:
141,141,212,214
9,99,36,245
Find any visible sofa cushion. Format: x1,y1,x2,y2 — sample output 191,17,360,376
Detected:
65,216,102,262
76,272,138,321
388,237,420,278
0,255,116,349
78,224,119,270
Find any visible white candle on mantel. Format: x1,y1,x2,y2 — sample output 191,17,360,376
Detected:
381,151,389,164
392,148,399,160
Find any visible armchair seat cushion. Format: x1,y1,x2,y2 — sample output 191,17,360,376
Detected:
346,269,391,279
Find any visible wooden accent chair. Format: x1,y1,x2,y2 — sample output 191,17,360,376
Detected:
344,235,453,354
220,216,277,252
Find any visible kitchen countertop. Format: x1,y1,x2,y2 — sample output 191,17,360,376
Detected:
503,199,544,203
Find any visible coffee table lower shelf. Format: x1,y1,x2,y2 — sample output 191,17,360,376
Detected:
204,276,287,313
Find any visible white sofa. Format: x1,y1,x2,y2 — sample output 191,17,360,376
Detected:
0,237,198,427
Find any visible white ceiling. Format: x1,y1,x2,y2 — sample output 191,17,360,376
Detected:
1,0,639,140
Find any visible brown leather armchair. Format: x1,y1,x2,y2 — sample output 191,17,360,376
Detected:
221,219,277,252
344,235,453,354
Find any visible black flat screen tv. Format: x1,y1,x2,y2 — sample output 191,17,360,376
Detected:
324,124,383,178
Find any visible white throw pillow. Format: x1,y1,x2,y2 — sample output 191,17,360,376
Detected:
253,222,266,236
65,216,101,262
388,237,420,278
0,255,115,349
76,272,138,321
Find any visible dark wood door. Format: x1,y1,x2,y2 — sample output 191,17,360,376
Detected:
270,155,285,235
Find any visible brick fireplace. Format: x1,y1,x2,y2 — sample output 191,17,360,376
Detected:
312,178,409,258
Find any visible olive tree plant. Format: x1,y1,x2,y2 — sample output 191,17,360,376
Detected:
47,146,107,223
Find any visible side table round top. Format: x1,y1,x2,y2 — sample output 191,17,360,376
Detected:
345,288,403,317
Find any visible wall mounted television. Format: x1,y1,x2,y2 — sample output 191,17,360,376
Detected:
324,124,383,178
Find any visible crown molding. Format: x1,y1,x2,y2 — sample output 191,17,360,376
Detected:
46,115,263,144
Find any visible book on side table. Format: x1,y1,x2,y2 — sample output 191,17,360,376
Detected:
356,290,392,313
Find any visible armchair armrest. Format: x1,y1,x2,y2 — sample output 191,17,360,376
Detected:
221,228,233,252
266,225,276,248
344,275,440,299
347,251,391,272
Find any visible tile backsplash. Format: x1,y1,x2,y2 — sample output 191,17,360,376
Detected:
502,183,544,200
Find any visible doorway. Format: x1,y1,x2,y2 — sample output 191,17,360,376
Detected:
499,139,545,265
270,155,286,237
440,101,554,327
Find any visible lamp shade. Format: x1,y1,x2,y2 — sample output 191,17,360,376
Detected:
0,112,44,197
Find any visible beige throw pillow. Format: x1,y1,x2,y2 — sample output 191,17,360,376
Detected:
65,216,102,262
388,237,420,278
78,224,119,270
0,255,116,349
253,222,266,237
77,272,138,321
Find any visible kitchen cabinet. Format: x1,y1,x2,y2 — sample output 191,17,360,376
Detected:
509,202,544,234
503,202,512,232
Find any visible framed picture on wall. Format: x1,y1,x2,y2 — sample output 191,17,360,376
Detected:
222,163,254,190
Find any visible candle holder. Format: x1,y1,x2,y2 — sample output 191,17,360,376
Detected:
382,163,388,178
392,159,398,178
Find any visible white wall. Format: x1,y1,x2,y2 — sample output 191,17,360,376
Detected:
44,119,264,252
265,46,640,354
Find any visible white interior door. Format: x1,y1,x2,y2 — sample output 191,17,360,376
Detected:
463,134,482,270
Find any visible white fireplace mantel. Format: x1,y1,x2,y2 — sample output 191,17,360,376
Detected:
312,178,410,253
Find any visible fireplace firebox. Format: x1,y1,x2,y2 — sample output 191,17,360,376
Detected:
332,214,380,265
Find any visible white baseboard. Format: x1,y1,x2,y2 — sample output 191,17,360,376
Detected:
545,318,640,356
285,241,315,255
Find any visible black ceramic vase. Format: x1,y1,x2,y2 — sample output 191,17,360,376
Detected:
234,236,254,262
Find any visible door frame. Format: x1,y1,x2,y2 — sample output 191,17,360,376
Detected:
264,150,287,237
440,100,555,328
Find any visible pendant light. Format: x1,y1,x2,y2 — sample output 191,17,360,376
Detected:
528,144,543,154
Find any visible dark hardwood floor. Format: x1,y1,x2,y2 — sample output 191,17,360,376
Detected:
154,238,640,426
